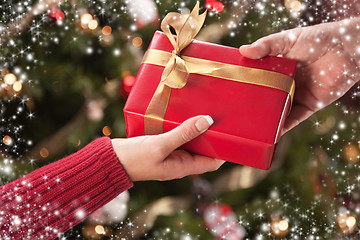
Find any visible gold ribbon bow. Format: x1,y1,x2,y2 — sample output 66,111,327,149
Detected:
143,2,295,135
160,2,206,89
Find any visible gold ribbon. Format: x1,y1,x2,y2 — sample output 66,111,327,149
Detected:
143,2,295,135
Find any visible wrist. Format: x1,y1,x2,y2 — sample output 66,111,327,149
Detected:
111,138,133,180
111,138,125,163
111,138,144,182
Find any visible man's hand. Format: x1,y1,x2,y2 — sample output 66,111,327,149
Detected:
240,18,360,133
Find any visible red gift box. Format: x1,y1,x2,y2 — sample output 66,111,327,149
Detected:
124,30,296,170
123,5,296,170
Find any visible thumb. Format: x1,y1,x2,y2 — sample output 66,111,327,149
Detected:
158,115,214,156
239,30,297,59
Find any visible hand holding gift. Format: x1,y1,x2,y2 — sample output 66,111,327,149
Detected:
240,17,360,133
112,115,224,181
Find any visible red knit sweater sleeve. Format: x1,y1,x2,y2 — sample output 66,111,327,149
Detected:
0,137,133,240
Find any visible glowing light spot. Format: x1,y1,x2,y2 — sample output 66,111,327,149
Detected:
344,143,359,163
288,31,297,41
88,19,98,30
346,216,356,228
95,225,105,234
76,209,85,219
132,37,143,48
291,1,301,11
102,126,112,136
102,26,112,35
113,48,121,56
271,217,289,237
12,216,21,225
3,166,12,174
13,81,22,92
284,0,302,12
279,220,289,231
4,73,17,85
3,135,13,146
81,13,93,26
86,47,93,54
316,102,323,108
337,213,357,234
40,147,49,158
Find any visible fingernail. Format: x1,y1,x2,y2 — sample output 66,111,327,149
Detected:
195,115,214,132
215,158,226,165
239,45,249,51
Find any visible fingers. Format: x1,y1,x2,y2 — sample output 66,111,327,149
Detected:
157,115,214,157
161,150,225,180
239,41,271,59
239,30,298,59
239,34,285,59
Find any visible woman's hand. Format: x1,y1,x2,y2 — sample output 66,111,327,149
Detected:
240,18,360,133
111,115,224,181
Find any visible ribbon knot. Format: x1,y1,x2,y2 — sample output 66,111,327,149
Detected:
160,2,207,89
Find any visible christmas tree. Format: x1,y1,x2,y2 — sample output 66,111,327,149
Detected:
1,0,360,239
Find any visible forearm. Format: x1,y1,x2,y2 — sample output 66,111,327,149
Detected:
302,0,360,24
314,17,360,81
325,0,360,20
0,137,133,239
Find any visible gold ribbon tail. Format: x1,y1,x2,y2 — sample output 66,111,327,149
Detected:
144,82,172,135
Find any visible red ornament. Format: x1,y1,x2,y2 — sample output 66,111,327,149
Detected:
205,0,225,13
119,75,136,99
123,76,136,93
205,0,214,8
50,8,59,18
212,1,224,12
55,11,65,21
49,8,65,21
